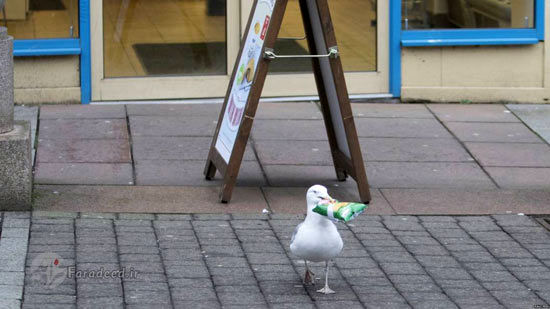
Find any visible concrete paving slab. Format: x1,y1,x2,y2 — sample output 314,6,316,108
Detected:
262,165,356,187
14,106,38,142
354,118,452,138
507,104,550,143
428,104,519,122
33,185,269,214
445,122,544,143
126,104,221,117
382,189,550,214
255,102,322,120
366,162,496,189
351,103,434,118
263,187,395,215
485,167,550,189
360,137,474,162
36,139,131,163
251,120,327,140
136,160,266,186
129,116,216,137
465,142,550,167
254,140,333,165
34,163,134,185
132,136,256,161
39,119,128,140
40,105,126,119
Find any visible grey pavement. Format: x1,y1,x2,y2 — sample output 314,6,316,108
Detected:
32,103,550,191
1,211,550,308
29,102,550,215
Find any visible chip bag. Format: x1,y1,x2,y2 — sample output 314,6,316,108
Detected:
313,200,368,222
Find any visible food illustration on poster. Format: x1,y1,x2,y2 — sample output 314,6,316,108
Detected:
215,0,276,163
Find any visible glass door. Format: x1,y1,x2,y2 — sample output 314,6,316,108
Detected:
247,0,389,96
91,0,387,101
91,0,240,101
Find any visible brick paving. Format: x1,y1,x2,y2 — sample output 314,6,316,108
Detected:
1,211,550,308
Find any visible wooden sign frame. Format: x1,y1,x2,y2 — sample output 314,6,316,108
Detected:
205,0,371,203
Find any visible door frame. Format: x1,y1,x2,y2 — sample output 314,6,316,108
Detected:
82,0,402,103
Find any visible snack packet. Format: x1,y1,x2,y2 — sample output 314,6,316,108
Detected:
313,200,368,222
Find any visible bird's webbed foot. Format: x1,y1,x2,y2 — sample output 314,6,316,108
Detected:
316,285,335,294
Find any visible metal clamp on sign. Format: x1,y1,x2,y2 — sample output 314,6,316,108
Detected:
263,46,339,60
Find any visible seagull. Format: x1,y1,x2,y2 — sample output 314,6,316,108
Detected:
290,185,343,294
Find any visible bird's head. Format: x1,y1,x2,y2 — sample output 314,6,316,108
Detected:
306,185,333,208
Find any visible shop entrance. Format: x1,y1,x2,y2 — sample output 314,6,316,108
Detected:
90,0,389,101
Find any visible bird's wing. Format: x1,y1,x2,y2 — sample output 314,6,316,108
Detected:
290,222,303,246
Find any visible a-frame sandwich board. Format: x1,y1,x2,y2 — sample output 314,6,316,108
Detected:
204,0,371,204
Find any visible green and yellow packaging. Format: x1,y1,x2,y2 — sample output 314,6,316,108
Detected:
313,200,368,222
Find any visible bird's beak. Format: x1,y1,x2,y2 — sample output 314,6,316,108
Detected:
320,194,335,204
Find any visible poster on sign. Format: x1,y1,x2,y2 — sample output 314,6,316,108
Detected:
215,0,276,163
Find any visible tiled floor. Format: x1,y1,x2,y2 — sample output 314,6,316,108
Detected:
31,102,550,215
2,211,550,308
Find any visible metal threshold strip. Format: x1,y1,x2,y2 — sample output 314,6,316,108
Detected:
91,93,394,105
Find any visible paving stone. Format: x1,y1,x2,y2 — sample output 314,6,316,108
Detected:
425,267,472,280
355,118,452,138
453,251,497,263
428,104,519,123
507,104,550,142
22,294,76,304
1,227,29,238
416,256,460,268
486,167,550,189
255,140,333,165
360,137,474,162
129,115,216,137
253,102,321,119
2,218,31,228
381,189,550,215
465,142,550,167
379,263,425,275
481,281,530,291
36,139,131,163
171,287,217,300
470,270,518,282
351,103,433,119
252,120,327,140
77,283,123,298
39,118,128,140
445,122,543,143
132,136,255,161
217,291,266,305
79,213,117,219
0,284,23,299
0,272,24,286
35,163,133,185
171,300,221,309
136,159,266,186
40,105,126,119
367,162,495,189
315,300,364,309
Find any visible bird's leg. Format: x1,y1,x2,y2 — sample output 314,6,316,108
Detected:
317,261,335,294
303,260,315,285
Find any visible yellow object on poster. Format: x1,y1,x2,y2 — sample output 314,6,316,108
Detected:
215,0,276,163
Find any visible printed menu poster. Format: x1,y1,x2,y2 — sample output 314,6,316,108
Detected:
215,0,276,163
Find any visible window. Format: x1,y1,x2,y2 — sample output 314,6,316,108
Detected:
1,0,79,39
400,0,544,46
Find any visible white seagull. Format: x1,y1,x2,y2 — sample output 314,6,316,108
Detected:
290,185,343,294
